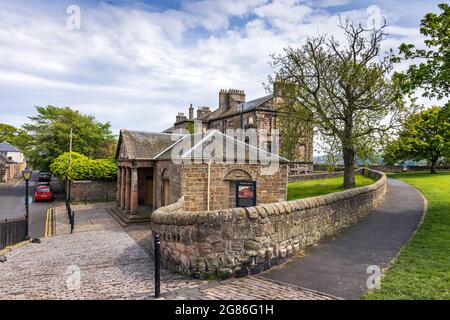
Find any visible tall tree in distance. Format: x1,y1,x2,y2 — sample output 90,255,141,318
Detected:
270,18,409,188
394,3,449,107
0,123,18,143
23,106,116,171
0,123,33,155
383,106,450,173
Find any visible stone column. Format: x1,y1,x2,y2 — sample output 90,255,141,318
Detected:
130,168,139,215
116,167,122,207
120,167,126,209
124,167,131,212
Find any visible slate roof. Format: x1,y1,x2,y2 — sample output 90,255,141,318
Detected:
154,130,289,163
205,94,274,121
116,128,288,164
0,141,21,152
116,130,184,160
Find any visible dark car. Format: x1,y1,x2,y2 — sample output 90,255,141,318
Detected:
38,172,51,182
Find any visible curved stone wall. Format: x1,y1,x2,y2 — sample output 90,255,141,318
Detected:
150,168,387,279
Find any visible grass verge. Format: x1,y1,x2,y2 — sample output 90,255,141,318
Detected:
363,171,450,300
287,175,376,200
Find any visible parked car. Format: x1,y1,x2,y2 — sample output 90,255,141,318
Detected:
34,185,54,202
35,181,53,191
38,172,51,182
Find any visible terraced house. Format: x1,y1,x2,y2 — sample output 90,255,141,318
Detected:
164,84,314,175
0,142,26,183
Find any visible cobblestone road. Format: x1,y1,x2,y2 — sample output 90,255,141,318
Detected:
0,207,335,300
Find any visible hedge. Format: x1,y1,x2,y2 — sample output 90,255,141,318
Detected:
50,152,117,181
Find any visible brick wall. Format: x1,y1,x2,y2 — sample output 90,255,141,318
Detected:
150,168,387,279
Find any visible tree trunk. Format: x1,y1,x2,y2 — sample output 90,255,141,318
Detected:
343,148,356,188
431,159,437,174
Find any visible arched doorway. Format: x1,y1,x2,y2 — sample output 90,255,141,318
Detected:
223,169,252,208
161,169,170,207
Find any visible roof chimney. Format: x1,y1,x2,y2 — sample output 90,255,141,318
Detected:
219,89,245,113
176,112,187,123
189,104,194,120
197,106,211,119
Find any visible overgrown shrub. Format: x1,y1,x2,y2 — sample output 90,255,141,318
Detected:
50,152,117,181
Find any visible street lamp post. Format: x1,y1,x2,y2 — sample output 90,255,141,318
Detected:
22,167,32,240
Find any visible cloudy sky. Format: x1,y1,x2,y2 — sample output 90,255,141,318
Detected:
0,0,443,134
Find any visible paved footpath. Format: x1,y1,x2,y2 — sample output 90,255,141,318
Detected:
261,178,425,299
0,206,333,300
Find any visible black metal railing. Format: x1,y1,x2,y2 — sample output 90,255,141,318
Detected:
66,200,74,234
0,218,27,250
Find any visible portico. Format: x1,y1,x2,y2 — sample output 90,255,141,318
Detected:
114,130,179,219
116,162,154,215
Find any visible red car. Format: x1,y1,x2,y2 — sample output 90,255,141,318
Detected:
34,185,54,202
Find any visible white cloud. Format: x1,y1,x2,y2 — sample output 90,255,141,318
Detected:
0,0,442,133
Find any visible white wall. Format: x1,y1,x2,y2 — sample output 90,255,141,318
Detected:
5,151,24,163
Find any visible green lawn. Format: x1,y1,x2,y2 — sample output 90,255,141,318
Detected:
363,171,450,300
287,175,376,200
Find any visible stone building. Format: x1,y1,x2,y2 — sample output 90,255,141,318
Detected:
0,142,26,183
164,85,313,174
114,129,288,219
0,142,24,164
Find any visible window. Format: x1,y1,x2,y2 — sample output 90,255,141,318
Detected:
228,182,236,208
267,141,272,153
248,116,254,125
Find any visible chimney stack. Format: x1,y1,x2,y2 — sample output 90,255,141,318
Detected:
189,104,194,120
197,106,211,119
219,89,245,113
176,112,187,123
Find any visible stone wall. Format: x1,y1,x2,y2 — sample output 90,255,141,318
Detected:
0,162,25,183
288,171,344,182
154,160,182,210
180,163,288,212
150,168,387,279
70,181,116,202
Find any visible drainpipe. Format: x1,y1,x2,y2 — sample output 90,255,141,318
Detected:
207,159,212,211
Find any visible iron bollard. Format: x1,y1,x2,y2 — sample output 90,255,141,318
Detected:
4,219,7,248
70,211,74,234
154,234,161,298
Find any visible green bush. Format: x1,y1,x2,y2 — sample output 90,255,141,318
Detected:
50,152,117,181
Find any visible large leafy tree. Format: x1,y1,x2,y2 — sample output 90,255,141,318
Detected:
0,123,33,154
0,123,17,143
394,3,449,106
270,19,409,188
383,106,450,173
23,106,116,171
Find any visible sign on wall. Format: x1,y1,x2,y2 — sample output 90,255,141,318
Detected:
236,180,256,207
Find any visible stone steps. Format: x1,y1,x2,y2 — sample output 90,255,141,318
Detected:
106,208,151,227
